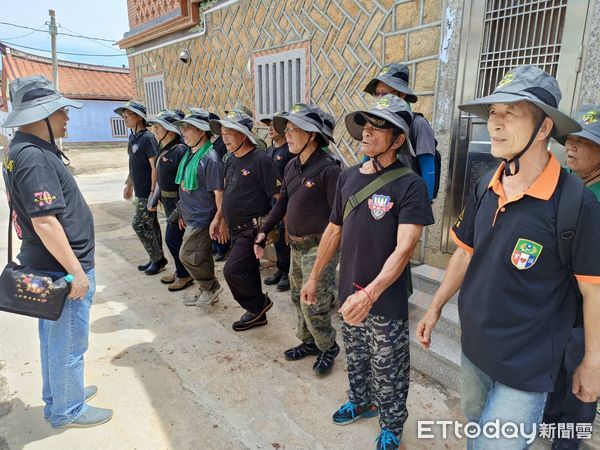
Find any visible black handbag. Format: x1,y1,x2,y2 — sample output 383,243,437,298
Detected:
0,150,71,320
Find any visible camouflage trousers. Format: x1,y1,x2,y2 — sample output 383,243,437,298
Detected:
289,244,338,352
342,315,410,437
132,197,164,263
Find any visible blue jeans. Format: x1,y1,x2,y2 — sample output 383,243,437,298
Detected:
39,268,95,427
461,353,547,449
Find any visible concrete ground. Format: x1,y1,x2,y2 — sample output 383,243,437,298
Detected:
0,150,597,449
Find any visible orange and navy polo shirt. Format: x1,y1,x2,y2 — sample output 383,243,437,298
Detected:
452,154,600,393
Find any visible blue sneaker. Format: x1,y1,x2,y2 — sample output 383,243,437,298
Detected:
44,385,98,421
375,428,400,450
56,406,113,429
332,401,379,425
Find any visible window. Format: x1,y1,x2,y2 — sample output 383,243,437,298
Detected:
143,75,166,116
476,0,568,97
111,116,128,138
254,48,307,120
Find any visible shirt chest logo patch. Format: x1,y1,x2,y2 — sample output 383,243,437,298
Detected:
241,168,251,176
275,155,283,161
511,238,543,270
305,180,315,189
368,194,394,220
132,144,139,153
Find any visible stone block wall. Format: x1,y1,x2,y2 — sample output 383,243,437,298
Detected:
129,0,443,164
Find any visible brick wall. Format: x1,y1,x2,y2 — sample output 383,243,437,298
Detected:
130,0,443,164
127,0,180,29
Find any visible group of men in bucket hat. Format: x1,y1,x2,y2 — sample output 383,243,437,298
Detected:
2,58,600,450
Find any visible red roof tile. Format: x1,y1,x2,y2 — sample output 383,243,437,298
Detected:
1,46,134,101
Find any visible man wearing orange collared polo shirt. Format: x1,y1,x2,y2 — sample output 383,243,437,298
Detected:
416,65,600,449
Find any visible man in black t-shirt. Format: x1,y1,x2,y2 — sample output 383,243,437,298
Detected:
147,109,192,292
2,75,112,428
209,111,280,331
301,96,433,449
259,113,292,291
114,101,166,275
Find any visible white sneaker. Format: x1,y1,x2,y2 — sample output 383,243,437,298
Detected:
195,285,223,306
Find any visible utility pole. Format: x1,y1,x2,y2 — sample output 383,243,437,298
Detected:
49,9,58,90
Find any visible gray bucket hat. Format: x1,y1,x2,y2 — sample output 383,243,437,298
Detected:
272,103,330,144
318,110,337,144
224,102,253,117
209,110,258,145
555,104,600,147
176,108,219,132
364,63,418,104
2,75,83,128
345,95,415,156
147,109,185,135
459,65,581,139
114,100,148,121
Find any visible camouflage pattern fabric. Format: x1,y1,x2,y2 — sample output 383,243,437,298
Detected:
289,244,338,352
132,197,164,263
342,315,410,437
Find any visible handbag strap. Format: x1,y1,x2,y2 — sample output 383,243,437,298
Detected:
5,144,38,264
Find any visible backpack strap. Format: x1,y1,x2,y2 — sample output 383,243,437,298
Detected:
343,167,412,221
556,169,585,271
285,155,339,198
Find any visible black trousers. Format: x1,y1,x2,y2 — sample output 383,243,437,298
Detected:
544,328,598,448
162,197,189,279
223,227,266,314
274,221,290,274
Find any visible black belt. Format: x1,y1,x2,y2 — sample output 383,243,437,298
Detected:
231,214,268,233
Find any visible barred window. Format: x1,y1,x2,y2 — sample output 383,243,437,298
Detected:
254,48,307,120
111,116,128,138
143,75,166,116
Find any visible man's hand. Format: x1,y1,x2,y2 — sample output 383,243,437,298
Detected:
147,204,157,212
209,217,220,241
68,270,90,300
416,307,441,349
572,358,600,403
254,232,266,259
301,279,318,305
219,220,229,244
123,184,133,200
339,290,373,326
178,217,186,230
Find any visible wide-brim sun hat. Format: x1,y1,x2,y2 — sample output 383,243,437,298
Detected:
364,63,418,104
2,75,83,128
272,103,330,144
555,104,600,147
209,110,258,145
458,65,581,139
345,94,415,156
175,108,218,133
114,100,148,121
147,109,184,135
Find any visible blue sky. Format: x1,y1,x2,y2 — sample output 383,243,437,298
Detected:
0,0,130,68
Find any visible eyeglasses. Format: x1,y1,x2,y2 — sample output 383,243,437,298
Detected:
61,107,70,116
284,126,302,135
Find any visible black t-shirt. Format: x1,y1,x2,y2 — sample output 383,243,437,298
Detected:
222,148,279,229
157,138,188,193
266,142,293,179
128,129,158,198
3,132,95,272
452,156,600,392
262,150,341,237
330,161,434,320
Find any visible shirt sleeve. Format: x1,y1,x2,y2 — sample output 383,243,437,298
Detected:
329,171,346,226
451,187,478,254
572,191,600,284
13,148,66,218
323,164,342,208
411,115,436,157
259,156,280,198
143,134,159,159
397,176,435,225
205,157,225,192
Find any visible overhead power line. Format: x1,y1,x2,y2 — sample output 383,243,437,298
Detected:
2,41,126,57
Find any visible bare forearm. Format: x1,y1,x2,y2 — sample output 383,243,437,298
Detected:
32,216,84,275
430,248,471,312
368,233,420,300
150,167,158,193
308,222,341,281
580,283,600,364
213,190,224,219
